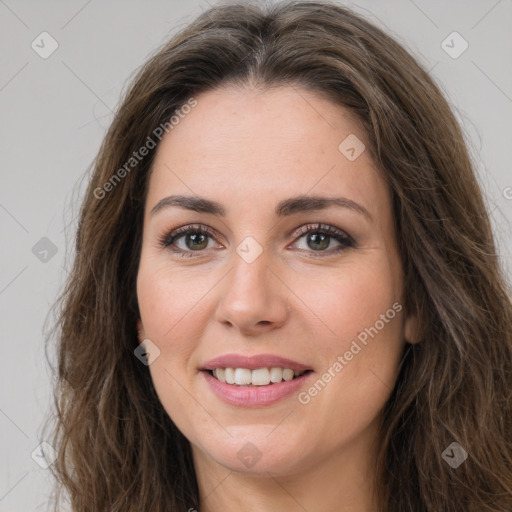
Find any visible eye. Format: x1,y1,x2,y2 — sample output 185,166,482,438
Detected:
290,223,355,256
158,222,355,259
157,224,222,258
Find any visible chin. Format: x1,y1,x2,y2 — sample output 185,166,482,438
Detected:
194,427,312,476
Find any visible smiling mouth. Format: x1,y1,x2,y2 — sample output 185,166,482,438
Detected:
205,367,314,386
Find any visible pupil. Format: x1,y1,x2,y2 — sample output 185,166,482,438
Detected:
308,233,329,250
187,233,208,250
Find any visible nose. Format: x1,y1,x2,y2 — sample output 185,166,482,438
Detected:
214,248,289,336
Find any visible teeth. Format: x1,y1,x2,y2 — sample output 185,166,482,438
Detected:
210,367,306,385
234,368,252,385
251,368,270,386
225,367,235,384
282,369,294,381
214,368,226,383
269,367,283,383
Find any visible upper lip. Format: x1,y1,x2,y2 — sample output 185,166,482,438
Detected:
201,353,313,372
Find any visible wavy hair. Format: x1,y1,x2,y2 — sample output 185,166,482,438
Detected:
42,0,512,510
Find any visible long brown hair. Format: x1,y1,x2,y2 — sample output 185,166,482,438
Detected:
42,0,512,510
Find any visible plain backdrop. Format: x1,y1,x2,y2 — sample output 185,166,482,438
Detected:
0,0,511,510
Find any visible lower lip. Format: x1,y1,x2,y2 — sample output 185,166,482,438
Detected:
201,370,314,407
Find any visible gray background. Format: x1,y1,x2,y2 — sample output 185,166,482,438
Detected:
1,0,511,510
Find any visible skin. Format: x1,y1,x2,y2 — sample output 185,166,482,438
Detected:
136,85,418,512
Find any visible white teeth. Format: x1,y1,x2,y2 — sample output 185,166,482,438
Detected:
270,367,283,382
251,368,270,386
234,368,252,385
282,369,294,381
210,367,307,385
224,367,235,384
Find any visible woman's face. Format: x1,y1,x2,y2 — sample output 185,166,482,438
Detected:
136,85,417,478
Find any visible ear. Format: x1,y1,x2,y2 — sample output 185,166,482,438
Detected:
404,312,421,345
136,318,145,343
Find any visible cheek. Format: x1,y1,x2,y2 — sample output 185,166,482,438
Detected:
136,263,213,436
136,259,214,346
292,256,401,348
293,257,404,419
136,263,210,424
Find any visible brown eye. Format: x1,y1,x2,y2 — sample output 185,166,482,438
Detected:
304,232,332,251
179,231,210,250
158,224,221,257
291,224,355,256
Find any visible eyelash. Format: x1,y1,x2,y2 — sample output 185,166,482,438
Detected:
157,223,355,259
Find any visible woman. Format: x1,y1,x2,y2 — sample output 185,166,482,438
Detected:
42,0,512,510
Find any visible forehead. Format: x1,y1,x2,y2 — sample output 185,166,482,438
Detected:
145,85,388,218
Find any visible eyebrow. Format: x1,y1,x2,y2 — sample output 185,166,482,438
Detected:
150,194,373,222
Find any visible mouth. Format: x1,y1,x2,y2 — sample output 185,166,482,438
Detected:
200,352,314,386
205,367,314,386
201,366,315,407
